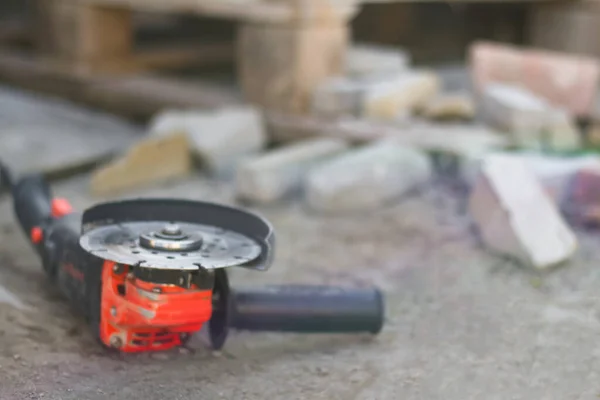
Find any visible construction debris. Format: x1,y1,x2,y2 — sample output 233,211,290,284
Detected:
562,168,600,226
267,112,508,165
469,154,578,269
463,152,600,204
345,44,409,77
90,133,191,196
0,86,140,176
420,92,475,121
585,123,600,148
545,110,582,151
235,137,349,204
479,83,581,151
305,142,432,212
391,123,508,177
363,71,440,120
470,41,600,117
150,106,267,173
311,77,364,117
311,70,440,120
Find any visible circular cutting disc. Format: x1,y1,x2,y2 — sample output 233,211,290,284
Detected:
80,220,262,271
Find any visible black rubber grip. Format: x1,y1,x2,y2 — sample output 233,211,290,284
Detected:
229,285,384,334
12,175,53,236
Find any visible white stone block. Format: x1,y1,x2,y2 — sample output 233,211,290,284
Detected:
149,106,267,173
236,138,349,204
305,141,432,212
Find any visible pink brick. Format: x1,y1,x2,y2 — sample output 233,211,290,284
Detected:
470,41,600,117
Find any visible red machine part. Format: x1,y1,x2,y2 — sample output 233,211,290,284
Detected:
99,261,213,353
30,197,73,244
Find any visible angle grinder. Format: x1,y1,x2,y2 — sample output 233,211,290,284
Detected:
1,165,384,353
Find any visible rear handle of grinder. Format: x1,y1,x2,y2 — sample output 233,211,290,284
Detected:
229,285,384,334
0,162,54,236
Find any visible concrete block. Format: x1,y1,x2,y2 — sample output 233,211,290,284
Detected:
386,123,509,178
235,138,349,204
90,133,191,196
149,106,267,173
363,71,440,120
480,83,581,151
420,92,475,121
470,40,600,117
469,154,577,269
480,83,551,133
305,141,432,212
311,70,440,120
345,43,409,77
311,77,364,117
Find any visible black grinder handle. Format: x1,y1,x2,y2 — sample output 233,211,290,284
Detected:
12,175,54,237
229,285,384,334
0,162,53,236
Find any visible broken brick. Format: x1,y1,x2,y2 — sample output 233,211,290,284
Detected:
469,154,577,269
470,41,600,117
90,133,191,196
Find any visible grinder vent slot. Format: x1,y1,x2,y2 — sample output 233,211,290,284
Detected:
130,331,180,349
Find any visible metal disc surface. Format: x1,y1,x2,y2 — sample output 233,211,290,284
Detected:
80,221,262,270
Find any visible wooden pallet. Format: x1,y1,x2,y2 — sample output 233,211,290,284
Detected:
0,48,406,146
8,0,358,115
0,0,576,118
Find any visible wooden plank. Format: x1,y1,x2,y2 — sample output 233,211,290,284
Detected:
74,0,358,24
529,2,600,57
0,50,241,118
84,75,242,117
0,18,30,46
360,0,569,2
34,0,133,71
131,42,233,70
238,13,349,114
67,42,235,73
0,52,88,100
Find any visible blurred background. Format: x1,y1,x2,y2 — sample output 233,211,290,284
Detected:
2,1,600,399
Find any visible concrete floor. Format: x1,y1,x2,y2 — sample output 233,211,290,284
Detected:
1,171,600,400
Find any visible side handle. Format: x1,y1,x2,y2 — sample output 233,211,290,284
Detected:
229,285,385,334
